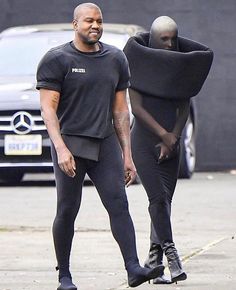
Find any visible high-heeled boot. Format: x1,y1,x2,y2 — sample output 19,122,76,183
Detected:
163,242,187,283
144,242,171,284
126,260,164,287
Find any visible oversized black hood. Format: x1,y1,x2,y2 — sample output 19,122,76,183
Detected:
123,32,213,99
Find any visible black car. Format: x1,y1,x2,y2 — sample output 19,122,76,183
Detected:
0,23,196,183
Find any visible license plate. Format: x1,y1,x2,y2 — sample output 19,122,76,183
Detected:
4,134,42,155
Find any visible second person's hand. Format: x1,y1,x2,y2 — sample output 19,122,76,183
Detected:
161,132,178,151
158,142,171,164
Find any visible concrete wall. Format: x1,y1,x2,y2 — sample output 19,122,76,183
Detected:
0,0,235,171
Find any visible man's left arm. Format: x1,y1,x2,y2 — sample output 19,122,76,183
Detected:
113,89,136,186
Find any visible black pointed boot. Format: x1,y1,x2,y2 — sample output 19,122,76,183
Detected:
56,266,77,290
57,277,77,290
163,242,187,283
126,260,164,287
144,242,171,284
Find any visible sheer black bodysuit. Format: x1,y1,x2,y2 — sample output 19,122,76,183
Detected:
130,89,189,245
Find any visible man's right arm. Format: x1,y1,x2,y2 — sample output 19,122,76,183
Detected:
40,89,76,177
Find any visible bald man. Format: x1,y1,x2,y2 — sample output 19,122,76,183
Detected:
37,3,162,290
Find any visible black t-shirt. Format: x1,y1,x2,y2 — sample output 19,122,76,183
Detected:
36,41,130,139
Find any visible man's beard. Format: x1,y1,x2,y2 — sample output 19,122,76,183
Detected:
86,39,99,45
80,32,102,45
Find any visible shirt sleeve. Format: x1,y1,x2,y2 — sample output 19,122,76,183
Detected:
116,51,131,91
36,50,64,92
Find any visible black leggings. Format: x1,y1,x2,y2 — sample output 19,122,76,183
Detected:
51,134,138,277
131,124,180,246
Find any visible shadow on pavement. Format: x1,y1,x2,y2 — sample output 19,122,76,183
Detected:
0,180,56,187
0,179,93,187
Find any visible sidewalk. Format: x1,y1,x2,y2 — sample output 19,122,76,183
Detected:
0,172,235,290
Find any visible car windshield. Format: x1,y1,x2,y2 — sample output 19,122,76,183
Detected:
0,30,129,76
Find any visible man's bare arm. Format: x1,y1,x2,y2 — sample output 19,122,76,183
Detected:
113,90,131,156
40,89,76,177
113,89,136,186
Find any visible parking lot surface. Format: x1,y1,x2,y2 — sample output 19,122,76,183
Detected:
0,172,235,290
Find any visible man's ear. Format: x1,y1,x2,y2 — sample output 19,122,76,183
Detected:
72,20,78,31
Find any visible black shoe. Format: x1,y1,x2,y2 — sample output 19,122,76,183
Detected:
144,242,171,284
153,274,172,284
172,272,187,283
127,264,164,287
163,242,187,283
57,277,77,290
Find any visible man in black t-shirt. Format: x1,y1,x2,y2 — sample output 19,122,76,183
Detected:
37,3,162,290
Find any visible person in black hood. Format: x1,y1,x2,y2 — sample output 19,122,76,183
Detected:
124,16,213,284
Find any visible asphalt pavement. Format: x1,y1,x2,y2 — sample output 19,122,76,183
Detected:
0,172,235,290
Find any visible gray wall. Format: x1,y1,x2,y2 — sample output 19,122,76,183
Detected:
0,0,235,171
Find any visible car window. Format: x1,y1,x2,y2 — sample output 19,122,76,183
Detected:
0,31,73,76
0,30,129,76
101,32,129,49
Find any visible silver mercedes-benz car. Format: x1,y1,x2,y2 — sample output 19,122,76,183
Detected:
0,23,196,183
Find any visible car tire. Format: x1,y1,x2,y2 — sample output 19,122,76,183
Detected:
0,169,24,183
179,115,196,179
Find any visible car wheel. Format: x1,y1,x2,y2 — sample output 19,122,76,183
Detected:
179,116,196,179
0,169,24,183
